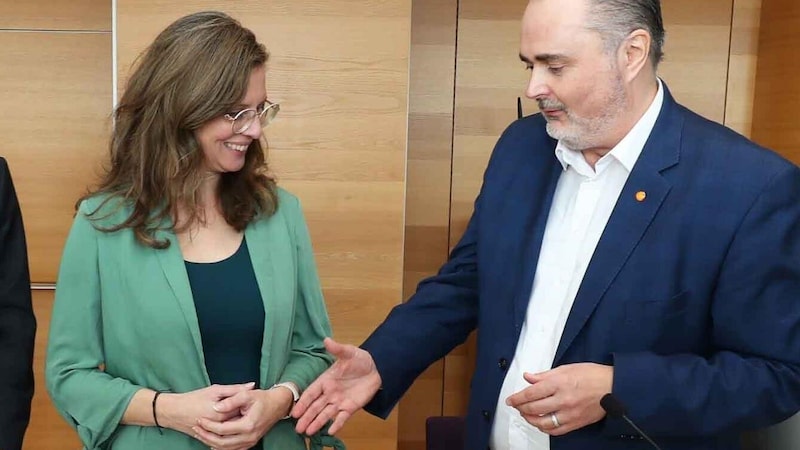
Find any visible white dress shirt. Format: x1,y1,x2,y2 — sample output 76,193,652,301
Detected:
489,81,664,450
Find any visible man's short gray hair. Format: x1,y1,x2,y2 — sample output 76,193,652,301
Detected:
585,0,665,67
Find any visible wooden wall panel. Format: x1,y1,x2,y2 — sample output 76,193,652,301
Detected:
725,0,762,137
751,0,800,163
0,2,111,31
0,32,112,283
659,0,733,124
398,0,457,448
116,2,410,449
23,291,81,450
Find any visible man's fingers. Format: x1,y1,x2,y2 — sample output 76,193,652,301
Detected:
328,409,353,435
513,395,559,417
523,371,548,384
294,394,331,434
293,378,325,418
306,402,339,436
506,377,556,408
324,337,356,360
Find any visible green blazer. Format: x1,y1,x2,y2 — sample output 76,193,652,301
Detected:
45,188,334,449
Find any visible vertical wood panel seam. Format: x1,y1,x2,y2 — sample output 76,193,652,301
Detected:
443,0,461,417
722,0,736,125
112,0,118,108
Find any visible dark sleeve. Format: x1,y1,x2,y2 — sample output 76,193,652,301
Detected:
357,118,531,419
361,205,481,419
610,164,800,437
0,158,36,450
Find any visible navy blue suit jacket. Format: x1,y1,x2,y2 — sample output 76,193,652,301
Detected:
362,86,800,449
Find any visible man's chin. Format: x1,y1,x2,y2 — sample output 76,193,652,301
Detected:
546,123,587,148
545,122,567,140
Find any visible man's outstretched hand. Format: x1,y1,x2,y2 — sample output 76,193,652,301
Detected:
292,337,382,436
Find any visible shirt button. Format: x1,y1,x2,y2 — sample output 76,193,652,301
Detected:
482,410,491,421
498,358,508,370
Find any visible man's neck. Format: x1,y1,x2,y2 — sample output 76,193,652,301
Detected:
582,77,659,168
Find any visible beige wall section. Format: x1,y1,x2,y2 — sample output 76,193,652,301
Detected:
659,0,734,123
115,2,410,449
752,0,800,163
1,5,113,450
726,0,763,137
0,32,112,283
2,6,115,449
398,0,458,448
0,1,110,30
24,291,81,450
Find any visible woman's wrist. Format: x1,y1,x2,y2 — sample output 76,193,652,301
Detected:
154,392,179,430
268,384,296,418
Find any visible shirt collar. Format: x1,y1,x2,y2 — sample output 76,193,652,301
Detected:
554,78,664,174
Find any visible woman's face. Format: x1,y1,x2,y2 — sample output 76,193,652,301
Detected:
194,65,267,175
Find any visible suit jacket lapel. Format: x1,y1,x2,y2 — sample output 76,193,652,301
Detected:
513,159,562,330
553,88,684,365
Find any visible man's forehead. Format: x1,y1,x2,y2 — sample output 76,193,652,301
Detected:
520,0,597,58
522,0,590,31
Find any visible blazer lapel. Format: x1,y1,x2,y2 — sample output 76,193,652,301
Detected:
155,229,207,371
553,88,684,365
513,159,562,330
244,219,278,383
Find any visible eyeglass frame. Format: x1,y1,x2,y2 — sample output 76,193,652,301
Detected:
223,100,280,135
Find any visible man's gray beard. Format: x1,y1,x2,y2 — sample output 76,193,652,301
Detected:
543,81,628,150
545,119,595,150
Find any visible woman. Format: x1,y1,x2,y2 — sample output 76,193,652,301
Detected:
46,11,335,450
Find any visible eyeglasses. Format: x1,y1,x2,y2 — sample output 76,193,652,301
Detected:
224,100,280,134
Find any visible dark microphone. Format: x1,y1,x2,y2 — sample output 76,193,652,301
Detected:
600,393,662,450
517,97,523,119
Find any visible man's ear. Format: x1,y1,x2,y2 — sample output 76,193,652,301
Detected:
619,29,652,82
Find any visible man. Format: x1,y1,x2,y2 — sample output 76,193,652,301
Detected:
0,157,36,449
293,0,800,448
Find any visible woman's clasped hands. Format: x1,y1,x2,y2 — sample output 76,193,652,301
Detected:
157,382,295,450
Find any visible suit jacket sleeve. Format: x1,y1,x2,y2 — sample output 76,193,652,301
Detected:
611,163,800,436
45,200,142,449
361,162,492,418
278,196,334,390
0,158,36,450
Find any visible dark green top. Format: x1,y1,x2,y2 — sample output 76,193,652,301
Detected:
185,237,265,386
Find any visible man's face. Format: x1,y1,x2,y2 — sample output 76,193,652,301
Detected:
520,0,628,151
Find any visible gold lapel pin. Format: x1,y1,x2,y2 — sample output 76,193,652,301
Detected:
635,191,647,202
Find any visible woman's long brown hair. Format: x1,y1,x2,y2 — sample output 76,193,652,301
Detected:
80,11,277,248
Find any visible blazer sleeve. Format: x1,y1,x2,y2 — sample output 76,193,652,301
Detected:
0,158,36,450
610,164,800,437
45,200,143,449
278,197,334,390
361,184,483,419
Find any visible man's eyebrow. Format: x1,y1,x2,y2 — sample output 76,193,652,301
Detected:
519,53,568,64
